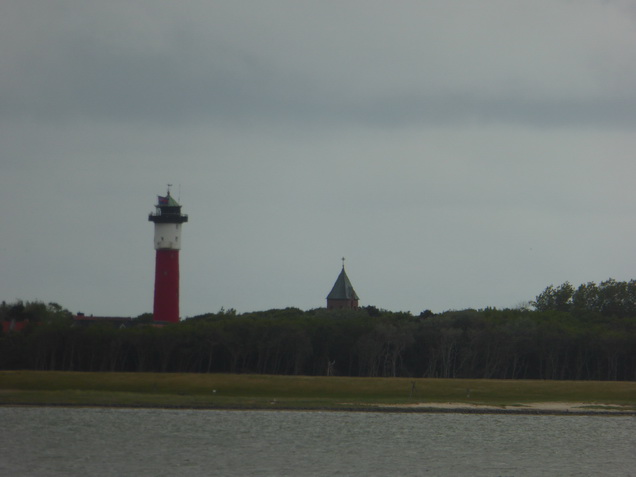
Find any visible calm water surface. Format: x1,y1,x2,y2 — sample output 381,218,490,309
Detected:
1,407,634,476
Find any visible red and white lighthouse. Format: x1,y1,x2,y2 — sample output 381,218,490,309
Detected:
148,189,188,323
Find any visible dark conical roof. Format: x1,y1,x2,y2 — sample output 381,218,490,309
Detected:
327,266,359,300
157,191,181,207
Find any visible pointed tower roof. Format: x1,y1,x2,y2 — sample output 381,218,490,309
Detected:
327,261,359,300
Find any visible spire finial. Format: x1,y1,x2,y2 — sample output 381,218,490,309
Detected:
342,257,345,269
167,184,173,196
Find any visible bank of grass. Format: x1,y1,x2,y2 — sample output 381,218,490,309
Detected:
1,371,635,411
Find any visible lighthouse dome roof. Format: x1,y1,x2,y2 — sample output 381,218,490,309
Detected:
157,193,181,207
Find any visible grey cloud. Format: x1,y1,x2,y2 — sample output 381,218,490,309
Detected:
2,1,636,129
6,35,636,129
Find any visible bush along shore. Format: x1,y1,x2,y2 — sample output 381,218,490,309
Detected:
1,371,635,415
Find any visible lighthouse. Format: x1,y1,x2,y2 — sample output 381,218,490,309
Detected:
148,189,188,323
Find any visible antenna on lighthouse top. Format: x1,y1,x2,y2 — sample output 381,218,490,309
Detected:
166,184,173,196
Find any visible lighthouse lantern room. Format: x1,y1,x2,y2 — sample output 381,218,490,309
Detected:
148,188,188,323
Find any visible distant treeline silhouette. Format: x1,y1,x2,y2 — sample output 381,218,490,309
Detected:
1,279,635,380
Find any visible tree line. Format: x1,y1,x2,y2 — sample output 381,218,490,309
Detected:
532,278,636,317
1,279,635,380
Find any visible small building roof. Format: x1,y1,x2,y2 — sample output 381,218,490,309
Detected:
327,266,359,300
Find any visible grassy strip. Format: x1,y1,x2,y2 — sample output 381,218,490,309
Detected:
1,371,635,411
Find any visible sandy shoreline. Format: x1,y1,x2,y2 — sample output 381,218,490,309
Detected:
376,401,636,415
3,401,635,416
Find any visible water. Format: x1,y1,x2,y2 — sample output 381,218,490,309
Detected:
1,407,634,476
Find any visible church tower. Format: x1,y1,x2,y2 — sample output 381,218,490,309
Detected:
148,188,188,323
327,258,359,310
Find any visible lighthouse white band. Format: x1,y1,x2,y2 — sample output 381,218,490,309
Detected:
154,223,182,250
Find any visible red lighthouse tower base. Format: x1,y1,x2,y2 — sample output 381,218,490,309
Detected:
149,190,188,324
153,249,180,323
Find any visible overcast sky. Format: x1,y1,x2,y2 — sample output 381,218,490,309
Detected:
2,1,636,317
